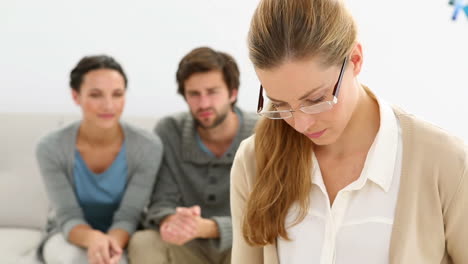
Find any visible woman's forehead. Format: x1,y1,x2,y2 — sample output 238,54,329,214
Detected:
256,60,335,101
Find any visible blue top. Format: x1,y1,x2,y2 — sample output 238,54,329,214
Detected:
74,142,128,232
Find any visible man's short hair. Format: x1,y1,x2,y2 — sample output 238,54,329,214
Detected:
176,47,240,106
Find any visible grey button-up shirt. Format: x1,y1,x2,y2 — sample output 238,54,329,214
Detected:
145,107,257,252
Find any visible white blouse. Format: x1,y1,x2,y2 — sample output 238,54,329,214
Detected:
278,100,402,264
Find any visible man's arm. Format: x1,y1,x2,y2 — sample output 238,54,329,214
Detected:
209,216,232,251
144,154,183,228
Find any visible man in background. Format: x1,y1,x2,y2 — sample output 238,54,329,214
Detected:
128,47,257,264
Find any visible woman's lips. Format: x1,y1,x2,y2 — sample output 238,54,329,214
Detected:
305,129,326,139
98,113,115,119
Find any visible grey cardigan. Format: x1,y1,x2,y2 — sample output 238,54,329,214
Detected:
145,107,258,252
36,121,163,244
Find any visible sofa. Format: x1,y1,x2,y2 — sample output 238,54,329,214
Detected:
0,112,157,264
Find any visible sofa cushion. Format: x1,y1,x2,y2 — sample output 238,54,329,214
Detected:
0,113,63,229
0,170,48,230
0,228,42,263
0,168,48,230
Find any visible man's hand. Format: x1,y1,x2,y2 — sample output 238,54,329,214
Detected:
160,206,200,245
160,205,219,245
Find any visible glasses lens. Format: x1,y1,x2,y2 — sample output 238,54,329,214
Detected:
259,110,292,119
301,100,335,114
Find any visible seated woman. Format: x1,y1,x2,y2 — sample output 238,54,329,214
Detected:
36,55,163,264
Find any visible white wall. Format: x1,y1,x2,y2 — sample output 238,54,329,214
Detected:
1,0,467,140
348,0,468,141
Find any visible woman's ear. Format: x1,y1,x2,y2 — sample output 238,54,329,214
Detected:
71,89,81,106
350,43,363,76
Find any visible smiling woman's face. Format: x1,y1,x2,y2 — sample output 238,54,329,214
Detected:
72,69,126,129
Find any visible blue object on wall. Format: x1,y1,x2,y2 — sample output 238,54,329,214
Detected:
449,0,468,20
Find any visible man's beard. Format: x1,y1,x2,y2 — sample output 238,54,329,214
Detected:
193,107,230,129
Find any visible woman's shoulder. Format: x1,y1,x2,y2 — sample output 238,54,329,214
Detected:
394,106,467,172
236,134,256,158
394,107,468,224
395,107,466,153
36,121,79,153
231,135,258,193
233,135,257,173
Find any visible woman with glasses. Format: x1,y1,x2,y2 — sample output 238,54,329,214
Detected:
231,0,468,263
36,55,163,264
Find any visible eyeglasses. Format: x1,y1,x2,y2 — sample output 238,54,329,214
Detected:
257,57,348,119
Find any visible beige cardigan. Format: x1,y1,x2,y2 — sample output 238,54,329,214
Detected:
230,107,468,264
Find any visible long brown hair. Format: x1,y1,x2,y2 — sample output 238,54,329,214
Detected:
243,0,357,246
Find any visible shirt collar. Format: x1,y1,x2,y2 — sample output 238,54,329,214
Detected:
311,95,399,193
364,98,399,192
